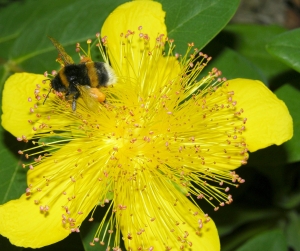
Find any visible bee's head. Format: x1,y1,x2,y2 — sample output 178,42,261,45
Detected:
50,76,67,92
43,76,67,106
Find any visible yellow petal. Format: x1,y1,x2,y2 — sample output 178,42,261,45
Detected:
1,73,47,139
29,147,105,222
0,193,69,248
2,73,77,140
0,142,105,247
227,78,293,152
118,177,220,251
101,0,167,74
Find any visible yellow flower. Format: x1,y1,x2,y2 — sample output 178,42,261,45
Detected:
0,1,293,251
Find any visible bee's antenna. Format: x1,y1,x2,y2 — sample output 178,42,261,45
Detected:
43,87,52,105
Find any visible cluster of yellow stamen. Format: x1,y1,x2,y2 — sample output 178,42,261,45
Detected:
17,27,247,250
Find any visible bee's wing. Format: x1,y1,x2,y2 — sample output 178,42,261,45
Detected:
76,85,103,113
48,36,74,65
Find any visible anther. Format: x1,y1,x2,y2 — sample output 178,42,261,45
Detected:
241,160,247,165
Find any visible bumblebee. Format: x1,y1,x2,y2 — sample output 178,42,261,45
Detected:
44,36,116,111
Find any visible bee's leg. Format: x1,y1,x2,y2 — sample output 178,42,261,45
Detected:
65,91,70,100
72,91,80,111
72,97,76,111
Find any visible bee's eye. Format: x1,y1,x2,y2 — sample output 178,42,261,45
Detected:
70,76,77,81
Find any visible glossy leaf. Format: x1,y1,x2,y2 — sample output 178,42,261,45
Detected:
0,0,240,87
275,84,300,163
161,0,240,53
216,206,279,236
0,0,127,86
0,125,28,204
202,40,267,82
236,229,287,251
223,24,289,81
285,211,300,251
267,28,300,73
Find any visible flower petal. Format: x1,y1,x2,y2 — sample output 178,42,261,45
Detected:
228,79,293,152
117,177,220,251
0,140,106,248
0,140,110,248
0,193,69,248
2,73,77,140
1,73,47,138
101,0,167,73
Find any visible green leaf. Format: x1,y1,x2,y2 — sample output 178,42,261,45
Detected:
267,28,300,73
161,0,240,53
275,84,300,163
279,193,300,210
215,206,279,236
223,24,289,82
0,125,27,204
236,229,288,251
0,0,239,87
285,211,300,251
0,0,127,87
202,40,267,82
